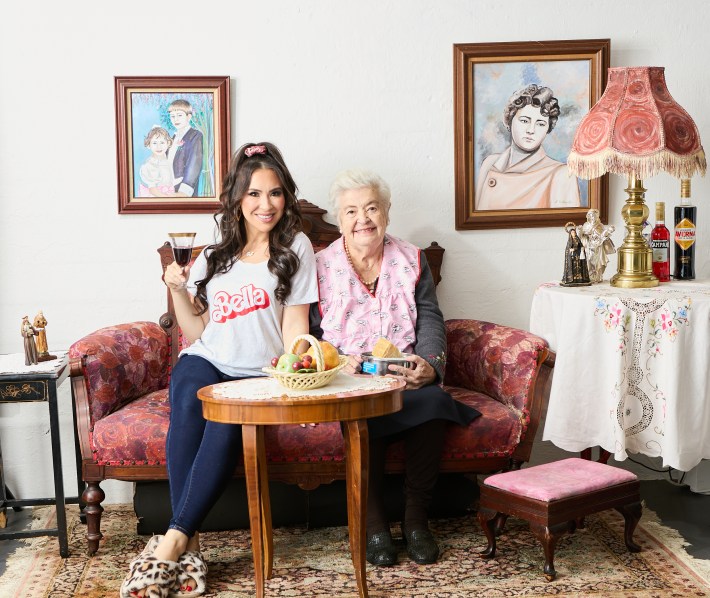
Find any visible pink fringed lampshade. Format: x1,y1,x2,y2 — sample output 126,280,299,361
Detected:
568,67,706,180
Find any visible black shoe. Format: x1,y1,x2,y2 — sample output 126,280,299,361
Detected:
366,530,398,566
402,525,439,564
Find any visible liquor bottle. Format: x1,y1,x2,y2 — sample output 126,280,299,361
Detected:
651,202,670,282
674,179,696,280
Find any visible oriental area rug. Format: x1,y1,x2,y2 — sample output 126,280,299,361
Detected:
1,505,709,597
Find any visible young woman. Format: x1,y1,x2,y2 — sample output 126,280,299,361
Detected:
475,84,581,210
121,142,318,598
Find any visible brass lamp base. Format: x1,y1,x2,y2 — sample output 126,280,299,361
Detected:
610,175,659,288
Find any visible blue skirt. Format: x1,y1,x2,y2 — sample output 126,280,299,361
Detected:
367,384,480,440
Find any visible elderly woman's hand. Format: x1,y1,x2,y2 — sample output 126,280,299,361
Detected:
344,353,364,375
388,355,435,390
164,261,190,292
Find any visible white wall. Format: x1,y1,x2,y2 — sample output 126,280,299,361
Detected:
2,0,709,504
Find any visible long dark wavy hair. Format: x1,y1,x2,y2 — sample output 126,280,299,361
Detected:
194,142,304,313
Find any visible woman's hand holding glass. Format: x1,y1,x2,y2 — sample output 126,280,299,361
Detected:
164,261,191,292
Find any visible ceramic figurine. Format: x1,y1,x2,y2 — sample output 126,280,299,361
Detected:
577,209,616,283
21,315,39,365
33,310,56,362
561,223,591,287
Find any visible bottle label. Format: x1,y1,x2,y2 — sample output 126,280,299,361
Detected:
651,239,669,263
675,218,696,249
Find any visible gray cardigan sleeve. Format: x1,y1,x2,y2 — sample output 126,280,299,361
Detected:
413,253,447,383
308,252,447,382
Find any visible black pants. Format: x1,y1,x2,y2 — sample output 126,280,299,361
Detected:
366,418,446,534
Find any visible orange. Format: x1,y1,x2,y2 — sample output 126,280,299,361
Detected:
305,340,340,370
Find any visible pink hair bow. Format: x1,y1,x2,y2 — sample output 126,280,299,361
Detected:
245,145,267,157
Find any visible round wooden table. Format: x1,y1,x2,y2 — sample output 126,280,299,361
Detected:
198,375,405,598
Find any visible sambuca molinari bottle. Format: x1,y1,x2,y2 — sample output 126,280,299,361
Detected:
674,178,696,280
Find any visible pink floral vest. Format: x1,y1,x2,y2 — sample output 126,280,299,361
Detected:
316,234,420,354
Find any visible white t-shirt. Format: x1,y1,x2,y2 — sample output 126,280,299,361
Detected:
181,232,318,377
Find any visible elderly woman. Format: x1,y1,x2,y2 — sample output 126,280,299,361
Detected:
310,170,480,566
476,83,580,210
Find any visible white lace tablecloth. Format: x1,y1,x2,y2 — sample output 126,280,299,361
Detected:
530,280,710,472
212,372,397,400
0,351,69,378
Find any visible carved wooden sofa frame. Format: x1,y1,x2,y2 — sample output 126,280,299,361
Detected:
69,200,555,554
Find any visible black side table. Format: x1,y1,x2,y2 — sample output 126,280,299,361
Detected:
0,352,83,557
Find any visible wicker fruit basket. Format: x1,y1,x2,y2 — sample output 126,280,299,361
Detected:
262,334,349,390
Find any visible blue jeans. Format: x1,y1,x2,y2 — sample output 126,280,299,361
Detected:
166,354,244,536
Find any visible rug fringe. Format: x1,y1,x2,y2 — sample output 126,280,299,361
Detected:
639,502,710,581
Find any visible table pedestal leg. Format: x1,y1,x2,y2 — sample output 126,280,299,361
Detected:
343,419,369,598
243,425,272,598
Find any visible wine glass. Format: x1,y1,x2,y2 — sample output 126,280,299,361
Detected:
168,232,196,270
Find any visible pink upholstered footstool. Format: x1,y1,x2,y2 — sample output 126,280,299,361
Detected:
477,458,642,581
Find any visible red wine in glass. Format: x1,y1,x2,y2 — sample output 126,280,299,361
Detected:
168,232,196,270
173,247,193,267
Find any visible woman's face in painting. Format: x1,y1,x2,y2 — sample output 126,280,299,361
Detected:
510,104,550,153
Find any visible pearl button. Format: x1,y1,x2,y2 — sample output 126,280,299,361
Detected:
487,178,497,188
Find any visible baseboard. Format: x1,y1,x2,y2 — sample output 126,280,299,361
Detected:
134,473,479,535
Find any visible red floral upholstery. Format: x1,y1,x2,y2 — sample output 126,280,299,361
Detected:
265,424,345,463
72,319,549,469
91,389,170,465
444,319,548,412
69,322,170,428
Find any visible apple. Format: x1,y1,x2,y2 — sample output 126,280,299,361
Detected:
276,353,300,372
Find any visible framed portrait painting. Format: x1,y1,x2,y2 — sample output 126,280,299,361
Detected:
115,76,231,214
454,39,610,229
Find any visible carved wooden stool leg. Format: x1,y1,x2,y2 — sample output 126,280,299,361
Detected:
82,482,105,556
477,507,499,558
616,501,642,552
493,512,509,535
530,522,567,582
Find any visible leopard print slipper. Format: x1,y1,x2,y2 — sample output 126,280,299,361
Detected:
169,551,208,598
120,536,177,598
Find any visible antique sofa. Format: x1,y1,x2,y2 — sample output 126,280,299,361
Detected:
69,200,555,554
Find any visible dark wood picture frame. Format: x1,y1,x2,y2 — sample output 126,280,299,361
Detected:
454,39,610,230
115,76,231,214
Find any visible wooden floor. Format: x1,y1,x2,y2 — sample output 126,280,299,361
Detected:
640,478,710,560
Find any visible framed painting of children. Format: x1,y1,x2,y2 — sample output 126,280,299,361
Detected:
115,76,231,214
453,39,610,230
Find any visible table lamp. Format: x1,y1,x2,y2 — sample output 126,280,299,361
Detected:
568,66,706,288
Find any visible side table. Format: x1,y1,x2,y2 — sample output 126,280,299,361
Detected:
198,374,405,598
0,352,83,557
530,280,710,473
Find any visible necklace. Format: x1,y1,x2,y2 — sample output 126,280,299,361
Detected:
242,242,268,259
344,240,380,287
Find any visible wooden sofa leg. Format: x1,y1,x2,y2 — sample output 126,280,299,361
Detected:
83,482,105,555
